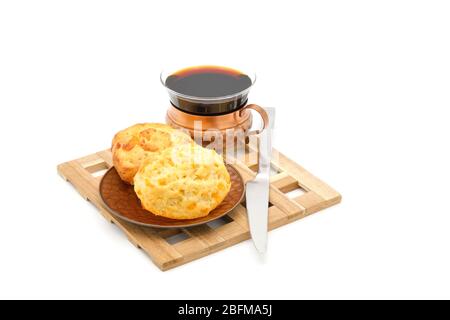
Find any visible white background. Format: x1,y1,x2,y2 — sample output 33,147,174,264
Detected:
1,0,449,300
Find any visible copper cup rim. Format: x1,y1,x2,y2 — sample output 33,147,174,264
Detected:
166,104,252,131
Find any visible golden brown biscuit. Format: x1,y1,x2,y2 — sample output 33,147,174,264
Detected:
112,123,192,184
134,144,231,220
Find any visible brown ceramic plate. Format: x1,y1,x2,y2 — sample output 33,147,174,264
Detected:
99,165,245,228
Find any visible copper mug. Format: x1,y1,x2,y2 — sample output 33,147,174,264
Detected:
161,65,269,144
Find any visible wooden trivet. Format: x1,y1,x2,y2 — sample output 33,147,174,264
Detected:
57,147,341,271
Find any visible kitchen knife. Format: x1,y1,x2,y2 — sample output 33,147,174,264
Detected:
246,108,274,253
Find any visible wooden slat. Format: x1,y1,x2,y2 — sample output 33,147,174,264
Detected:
96,149,113,167
244,151,259,171
273,150,341,202
57,162,92,200
214,221,248,242
83,160,108,174
157,228,182,238
268,205,290,230
76,153,105,167
270,172,299,192
173,237,208,257
269,185,305,219
227,204,249,230
294,191,341,216
230,160,256,183
139,227,185,269
184,225,226,250
67,161,102,202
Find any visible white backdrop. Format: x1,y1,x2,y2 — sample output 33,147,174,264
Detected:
1,0,450,299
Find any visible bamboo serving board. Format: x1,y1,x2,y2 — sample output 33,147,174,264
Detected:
57,146,341,271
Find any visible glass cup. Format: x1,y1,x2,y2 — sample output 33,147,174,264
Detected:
162,65,269,147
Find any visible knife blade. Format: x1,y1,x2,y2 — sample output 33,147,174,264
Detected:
246,108,274,253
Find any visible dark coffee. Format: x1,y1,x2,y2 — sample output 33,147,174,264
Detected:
164,66,253,115
166,66,252,98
